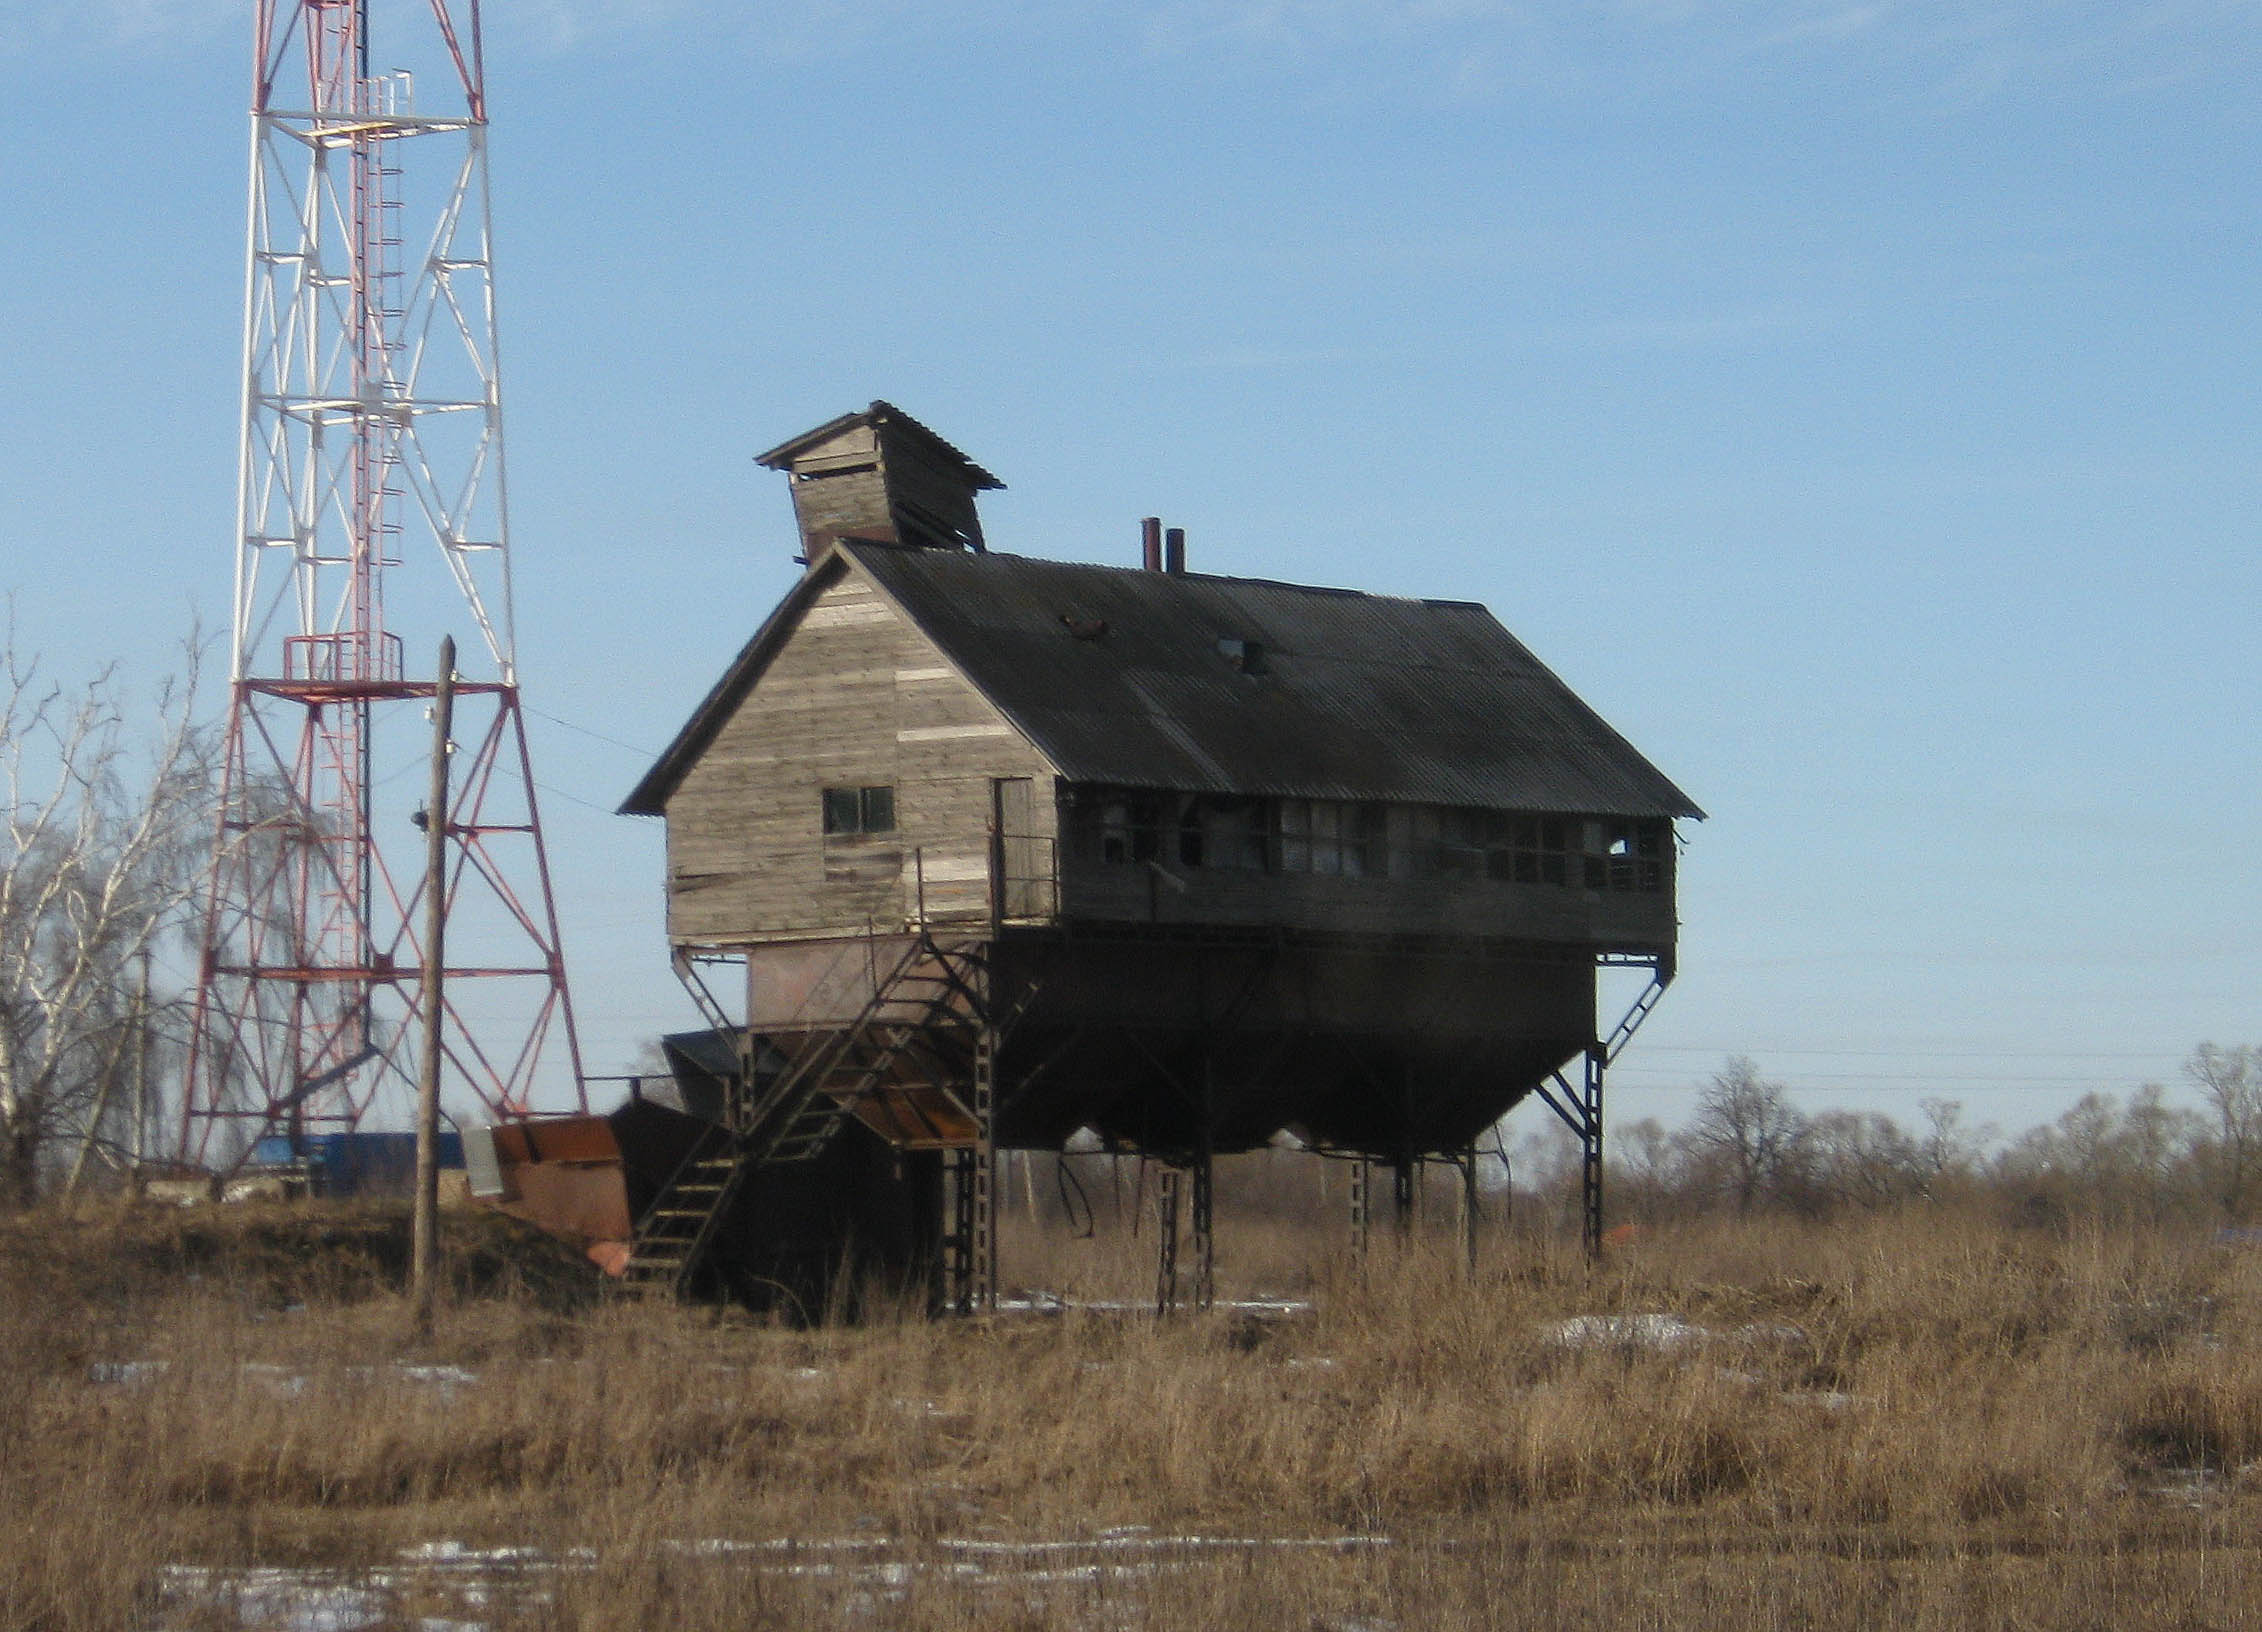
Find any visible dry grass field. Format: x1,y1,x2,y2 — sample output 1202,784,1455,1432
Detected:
4,1197,2261,1630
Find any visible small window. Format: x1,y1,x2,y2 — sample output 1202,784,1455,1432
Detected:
1184,796,1269,871
1216,637,1265,675
1085,792,1163,864
1278,798,1384,876
822,785,895,836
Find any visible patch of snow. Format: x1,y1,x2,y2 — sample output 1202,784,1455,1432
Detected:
238,1363,308,1399
89,1360,168,1387
1792,1390,1872,1414
996,1293,1312,1318
1543,1313,1708,1352
395,1364,479,1389
2149,1468,2226,1508
158,1565,384,1632
661,1538,894,1557
155,1530,1395,1626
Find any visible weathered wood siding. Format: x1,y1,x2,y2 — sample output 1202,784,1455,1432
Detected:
780,421,987,552
662,560,1059,944
874,431,987,550
782,422,889,546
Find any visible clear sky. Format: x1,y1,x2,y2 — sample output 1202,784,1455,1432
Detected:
2,1,2256,1144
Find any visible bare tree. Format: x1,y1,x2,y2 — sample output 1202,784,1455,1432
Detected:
1607,1115,1683,1220
2119,1082,2202,1219
1689,1056,1805,1212
2186,1043,2262,1220
0,637,213,1207
2007,1092,2125,1204
1917,1096,1998,1191
1994,1088,2204,1220
1801,1109,1924,1211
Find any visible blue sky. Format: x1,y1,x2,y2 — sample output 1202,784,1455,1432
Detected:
2,1,2257,1141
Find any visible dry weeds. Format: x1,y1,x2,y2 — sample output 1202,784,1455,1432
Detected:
4,1201,2260,1629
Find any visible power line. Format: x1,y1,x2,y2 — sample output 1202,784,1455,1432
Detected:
1610,1071,2174,1090
525,705,658,759
1629,1045,2192,1062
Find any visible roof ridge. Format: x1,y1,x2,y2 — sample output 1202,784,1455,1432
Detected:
867,544,1476,608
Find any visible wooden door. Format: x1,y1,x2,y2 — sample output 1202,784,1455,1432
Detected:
990,777,1044,920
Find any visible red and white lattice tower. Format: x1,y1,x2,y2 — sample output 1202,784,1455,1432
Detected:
182,0,585,1163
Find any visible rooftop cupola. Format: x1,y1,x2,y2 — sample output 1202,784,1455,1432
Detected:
756,401,1003,561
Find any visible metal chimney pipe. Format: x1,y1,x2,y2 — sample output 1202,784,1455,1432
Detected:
1142,516,1163,571
1164,527,1186,575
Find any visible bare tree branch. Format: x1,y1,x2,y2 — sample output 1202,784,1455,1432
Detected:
0,621,215,1207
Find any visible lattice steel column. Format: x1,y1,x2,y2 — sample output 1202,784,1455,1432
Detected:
1579,1045,1605,1257
1154,1166,1183,1314
180,0,583,1163
1190,1151,1215,1312
943,1148,975,1314
970,1015,999,1313
1349,1157,1372,1256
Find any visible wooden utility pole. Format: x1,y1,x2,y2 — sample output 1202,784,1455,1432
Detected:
411,636,456,1337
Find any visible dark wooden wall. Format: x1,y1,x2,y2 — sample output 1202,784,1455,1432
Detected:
740,928,1597,1155
1055,848,1676,953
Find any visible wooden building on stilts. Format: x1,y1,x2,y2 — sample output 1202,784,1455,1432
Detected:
473,403,1700,1312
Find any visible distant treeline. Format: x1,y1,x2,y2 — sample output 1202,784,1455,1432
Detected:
1006,1044,2262,1238
1546,1046,2262,1228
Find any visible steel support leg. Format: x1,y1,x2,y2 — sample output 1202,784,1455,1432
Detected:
1349,1157,1371,1257
1154,1166,1182,1315
1392,1157,1416,1236
971,1020,999,1313
1580,1045,1605,1258
1190,1150,1215,1313
1460,1147,1479,1274
944,1148,976,1314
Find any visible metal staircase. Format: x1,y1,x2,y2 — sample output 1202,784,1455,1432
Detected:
613,1121,745,1298
612,934,998,1302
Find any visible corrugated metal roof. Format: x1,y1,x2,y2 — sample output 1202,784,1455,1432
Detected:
867,546,1697,818
623,542,1699,819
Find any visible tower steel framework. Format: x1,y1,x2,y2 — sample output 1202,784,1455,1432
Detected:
181,0,584,1163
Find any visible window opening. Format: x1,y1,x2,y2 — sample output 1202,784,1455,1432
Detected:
1083,792,1164,865
1278,799,1384,876
1181,796,1269,871
822,785,896,836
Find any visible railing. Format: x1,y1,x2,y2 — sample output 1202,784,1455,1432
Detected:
282,631,404,683
904,831,1060,929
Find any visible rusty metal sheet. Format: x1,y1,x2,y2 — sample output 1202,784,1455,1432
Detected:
494,1161,633,1248
841,1083,980,1150
490,1114,620,1167
476,1114,633,1265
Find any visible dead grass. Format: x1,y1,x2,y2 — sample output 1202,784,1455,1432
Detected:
4,1201,2262,1629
